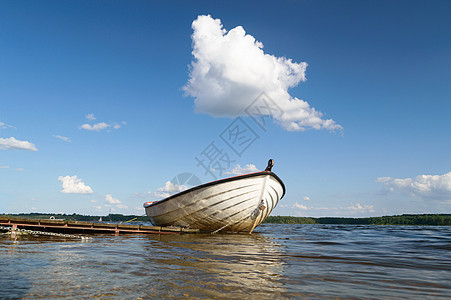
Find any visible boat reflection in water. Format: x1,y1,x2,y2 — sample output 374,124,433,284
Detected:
139,231,287,298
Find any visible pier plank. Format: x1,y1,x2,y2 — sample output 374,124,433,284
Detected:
0,217,199,235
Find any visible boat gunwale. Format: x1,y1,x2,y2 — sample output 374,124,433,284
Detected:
143,171,285,209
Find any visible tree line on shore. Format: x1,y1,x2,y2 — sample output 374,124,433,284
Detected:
263,214,450,226
1,213,450,226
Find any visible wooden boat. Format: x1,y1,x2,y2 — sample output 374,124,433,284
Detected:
144,159,285,233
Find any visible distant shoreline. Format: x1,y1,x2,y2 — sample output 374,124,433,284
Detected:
264,214,450,226
1,213,450,226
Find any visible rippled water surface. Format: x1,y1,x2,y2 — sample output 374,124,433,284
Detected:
1,224,450,299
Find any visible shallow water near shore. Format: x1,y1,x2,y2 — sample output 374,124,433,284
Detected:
1,224,450,299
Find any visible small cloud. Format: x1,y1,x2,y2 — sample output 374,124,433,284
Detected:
0,121,16,129
225,164,260,175
86,113,96,121
286,202,376,217
303,196,311,201
376,171,451,201
16,168,25,172
294,202,308,210
53,135,72,142
133,191,144,198
153,181,188,199
116,204,128,209
0,137,38,151
113,121,127,130
105,194,128,210
80,122,110,131
90,199,97,203
58,175,93,194
105,194,121,204
80,114,125,132
0,166,10,169
113,121,127,129
348,203,375,213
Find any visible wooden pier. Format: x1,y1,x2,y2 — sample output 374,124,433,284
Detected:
0,216,199,235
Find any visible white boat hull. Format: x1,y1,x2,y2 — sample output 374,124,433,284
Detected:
144,171,285,233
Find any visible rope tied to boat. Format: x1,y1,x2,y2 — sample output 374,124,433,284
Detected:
211,223,231,234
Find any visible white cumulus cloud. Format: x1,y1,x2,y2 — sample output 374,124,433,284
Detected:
225,164,260,175
80,122,110,131
0,137,38,151
183,15,341,132
303,196,311,201
58,175,93,194
376,172,451,201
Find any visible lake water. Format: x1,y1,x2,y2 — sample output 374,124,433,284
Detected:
1,224,450,299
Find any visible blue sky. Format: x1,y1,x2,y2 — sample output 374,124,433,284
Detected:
1,0,450,217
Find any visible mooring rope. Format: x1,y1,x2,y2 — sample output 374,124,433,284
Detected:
122,217,138,224
0,225,91,240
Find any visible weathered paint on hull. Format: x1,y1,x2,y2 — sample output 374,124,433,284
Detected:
144,172,285,233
